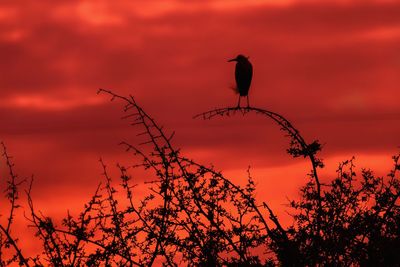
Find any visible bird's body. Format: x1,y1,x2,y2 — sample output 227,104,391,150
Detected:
228,55,253,107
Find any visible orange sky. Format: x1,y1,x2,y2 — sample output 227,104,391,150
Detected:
1,0,400,255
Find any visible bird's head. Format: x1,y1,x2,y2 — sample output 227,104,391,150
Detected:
228,54,249,63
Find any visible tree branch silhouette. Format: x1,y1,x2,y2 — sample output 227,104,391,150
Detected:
1,91,399,266
194,107,324,230
0,142,29,267
96,89,277,265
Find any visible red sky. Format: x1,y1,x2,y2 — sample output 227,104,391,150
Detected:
1,0,400,254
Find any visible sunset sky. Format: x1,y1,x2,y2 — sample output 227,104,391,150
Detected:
1,0,400,253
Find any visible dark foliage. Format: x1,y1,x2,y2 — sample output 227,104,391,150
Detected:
0,91,399,266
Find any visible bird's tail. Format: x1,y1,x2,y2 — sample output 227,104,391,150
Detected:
230,85,239,94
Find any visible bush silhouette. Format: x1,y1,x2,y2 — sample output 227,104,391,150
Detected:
0,90,399,266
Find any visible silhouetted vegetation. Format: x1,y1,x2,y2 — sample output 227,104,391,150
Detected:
0,91,399,266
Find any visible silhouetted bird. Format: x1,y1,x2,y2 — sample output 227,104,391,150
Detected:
228,54,253,107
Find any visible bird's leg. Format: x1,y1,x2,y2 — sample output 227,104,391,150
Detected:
237,96,241,108
246,95,250,108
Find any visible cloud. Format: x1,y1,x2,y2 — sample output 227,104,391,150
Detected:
0,1,399,234
0,93,106,110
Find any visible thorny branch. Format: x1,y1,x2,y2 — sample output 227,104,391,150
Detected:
0,90,398,266
96,89,273,264
194,107,324,233
0,142,29,267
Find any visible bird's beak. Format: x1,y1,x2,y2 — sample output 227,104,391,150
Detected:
228,58,236,62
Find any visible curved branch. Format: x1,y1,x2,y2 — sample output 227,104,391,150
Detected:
98,88,178,265
98,89,259,262
0,225,29,267
0,142,29,267
194,106,324,229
